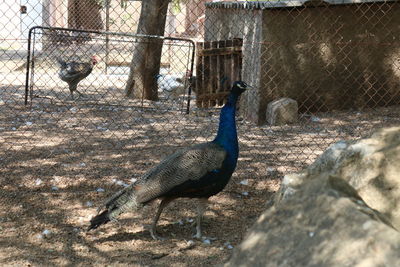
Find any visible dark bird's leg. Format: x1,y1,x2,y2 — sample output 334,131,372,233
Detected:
68,83,84,99
150,198,173,240
194,198,208,239
68,84,78,99
75,89,83,97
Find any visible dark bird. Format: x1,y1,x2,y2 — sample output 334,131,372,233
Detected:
88,81,250,239
57,55,98,98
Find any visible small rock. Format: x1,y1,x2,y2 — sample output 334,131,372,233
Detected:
51,186,59,191
85,201,93,207
41,229,51,238
25,121,33,126
224,241,234,249
266,167,278,177
35,179,42,186
266,98,298,125
116,180,128,187
70,107,78,113
96,188,105,193
311,115,321,122
203,239,211,245
240,179,249,186
79,162,86,167
43,229,51,235
242,192,249,196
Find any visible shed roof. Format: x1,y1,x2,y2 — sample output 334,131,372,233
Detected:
206,0,398,9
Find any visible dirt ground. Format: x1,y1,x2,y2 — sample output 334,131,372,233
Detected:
1,74,400,266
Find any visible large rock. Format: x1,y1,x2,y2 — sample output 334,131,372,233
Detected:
277,127,400,229
226,127,400,266
266,98,298,125
227,175,400,266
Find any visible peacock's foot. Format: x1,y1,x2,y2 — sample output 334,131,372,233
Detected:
150,228,166,241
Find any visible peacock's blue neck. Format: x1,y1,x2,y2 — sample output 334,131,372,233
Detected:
212,93,240,167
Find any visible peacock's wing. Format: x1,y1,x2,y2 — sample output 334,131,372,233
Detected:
135,142,227,203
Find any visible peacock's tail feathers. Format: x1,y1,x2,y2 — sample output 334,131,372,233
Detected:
88,184,143,231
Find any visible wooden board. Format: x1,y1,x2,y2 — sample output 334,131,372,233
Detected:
195,38,243,108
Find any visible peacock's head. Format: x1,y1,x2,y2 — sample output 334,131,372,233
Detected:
231,81,251,95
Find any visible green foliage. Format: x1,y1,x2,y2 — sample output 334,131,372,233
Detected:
93,0,127,9
93,0,109,8
120,0,128,9
171,0,189,15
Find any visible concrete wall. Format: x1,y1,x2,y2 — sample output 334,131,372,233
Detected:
0,0,22,48
261,2,400,118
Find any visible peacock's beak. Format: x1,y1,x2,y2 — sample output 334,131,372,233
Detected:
244,83,253,90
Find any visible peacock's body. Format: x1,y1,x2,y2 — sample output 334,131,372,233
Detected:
88,81,250,239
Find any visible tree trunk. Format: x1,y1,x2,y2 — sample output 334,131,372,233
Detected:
125,0,170,100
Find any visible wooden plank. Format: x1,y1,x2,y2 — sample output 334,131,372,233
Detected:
107,61,170,68
196,41,205,107
195,38,243,108
210,41,218,107
197,92,230,107
197,92,230,99
197,46,242,56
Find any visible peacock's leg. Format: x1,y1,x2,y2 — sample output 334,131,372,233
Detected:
75,89,83,96
150,198,173,240
194,198,208,239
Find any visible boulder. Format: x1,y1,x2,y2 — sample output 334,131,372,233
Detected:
276,127,400,229
266,98,298,125
226,127,400,266
226,174,400,266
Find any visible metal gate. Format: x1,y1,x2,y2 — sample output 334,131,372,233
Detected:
25,26,195,113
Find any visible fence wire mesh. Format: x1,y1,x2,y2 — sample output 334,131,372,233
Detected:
1,0,400,264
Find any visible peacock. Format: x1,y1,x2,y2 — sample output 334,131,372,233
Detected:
87,81,250,240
